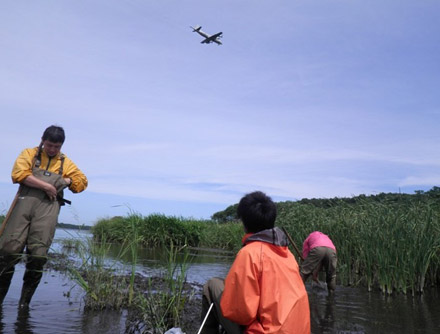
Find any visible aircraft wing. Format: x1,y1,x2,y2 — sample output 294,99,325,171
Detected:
210,32,223,39
201,32,223,45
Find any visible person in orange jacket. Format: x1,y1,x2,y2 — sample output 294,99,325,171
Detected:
200,191,310,334
0,125,87,308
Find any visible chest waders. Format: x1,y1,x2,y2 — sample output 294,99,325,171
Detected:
0,150,68,306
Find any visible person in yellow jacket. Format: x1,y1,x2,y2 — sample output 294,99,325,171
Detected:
200,191,310,334
0,125,87,308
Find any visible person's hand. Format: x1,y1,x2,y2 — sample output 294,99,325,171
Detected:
63,178,71,186
44,183,58,201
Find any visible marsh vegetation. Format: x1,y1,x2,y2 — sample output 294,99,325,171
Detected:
1,187,439,332
93,187,440,295
58,216,199,333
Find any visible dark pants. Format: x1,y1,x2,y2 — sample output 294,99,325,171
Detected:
200,278,243,334
300,246,337,291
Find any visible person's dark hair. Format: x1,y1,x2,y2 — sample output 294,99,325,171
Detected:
237,191,277,233
42,125,65,144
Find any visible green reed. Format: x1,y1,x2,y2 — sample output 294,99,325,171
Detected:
93,214,205,247
60,214,196,332
92,213,243,251
64,232,132,309
278,197,440,294
129,242,194,333
92,195,440,295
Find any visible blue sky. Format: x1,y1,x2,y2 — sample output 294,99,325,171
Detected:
1,1,439,226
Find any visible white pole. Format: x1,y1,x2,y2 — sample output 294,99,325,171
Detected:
196,302,214,334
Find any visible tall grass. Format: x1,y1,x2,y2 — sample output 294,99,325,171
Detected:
278,198,440,295
92,196,440,295
65,232,133,309
60,219,195,332
92,213,243,251
132,243,194,333
59,213,146,309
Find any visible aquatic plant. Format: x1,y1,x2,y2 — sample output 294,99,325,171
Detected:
92,213,243,251
278,195,440,294
126,242,195,333
65,232,132,309
59,237,83,250
91,189,440,294
62,215,196,332
92,214,208,247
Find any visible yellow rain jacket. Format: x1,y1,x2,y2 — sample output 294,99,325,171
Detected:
220,227,310,334
11,147,88,193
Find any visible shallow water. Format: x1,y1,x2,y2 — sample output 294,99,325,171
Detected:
0,265,127,334
307,283,440,333
1,228,439,333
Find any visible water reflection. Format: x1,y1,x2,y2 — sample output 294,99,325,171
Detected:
310,295,335,333
53,229,235,285
306,283,440,334
0,304,36,334
81,309,127,334
15,306,34,334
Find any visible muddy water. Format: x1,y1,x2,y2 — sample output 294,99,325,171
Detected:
1,229,439,333
307,283,440,333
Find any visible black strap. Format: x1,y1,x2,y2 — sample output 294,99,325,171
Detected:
57,195,71,205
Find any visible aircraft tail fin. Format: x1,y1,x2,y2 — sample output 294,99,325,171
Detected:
191,25,202,32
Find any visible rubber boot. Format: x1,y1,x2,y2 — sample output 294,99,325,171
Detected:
19,255,47,308
0,272,13,304
0,255,18,304
18,286,38,309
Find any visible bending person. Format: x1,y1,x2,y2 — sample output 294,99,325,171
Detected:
201,191,310,334
300,231,337,294
0,125,88,308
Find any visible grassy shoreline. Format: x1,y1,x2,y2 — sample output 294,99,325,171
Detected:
2,189,438,296
52,235,201,333
92,189,440,295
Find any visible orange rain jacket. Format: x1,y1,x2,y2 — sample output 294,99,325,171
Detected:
11,147,88,193
220,227,310,334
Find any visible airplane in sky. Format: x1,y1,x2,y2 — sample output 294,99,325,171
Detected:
190,26,222,45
